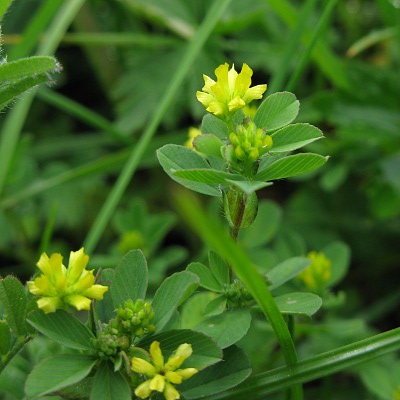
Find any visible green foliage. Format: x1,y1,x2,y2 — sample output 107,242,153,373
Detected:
27,310,95,351
0,0,400,399
25,354,97,398
90,362,131,400
110,250,148,308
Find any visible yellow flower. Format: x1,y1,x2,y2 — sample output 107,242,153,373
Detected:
132,341,198,400
184,127,202,149
298,251,331,292
196,63,267,119
27,248,108,313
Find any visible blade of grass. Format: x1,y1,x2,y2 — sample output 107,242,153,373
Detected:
0,130,184,210
203,327,400,399
173,189,302,398
347,26,399,57
83,0,233,253
0,0,14,20
38,202,58,255
268,0,318,93
265,0,350,90
8,0,63,60
37,87,130,144
0,149,129,210
286,0,338,92
61,32,180,47
0,0,86,198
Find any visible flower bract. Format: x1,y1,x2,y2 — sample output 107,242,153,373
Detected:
27,248,108,313
132,341,198,400
196,63,266,119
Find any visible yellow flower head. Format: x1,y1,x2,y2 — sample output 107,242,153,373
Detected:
196,63,267,119
132,341,198,400
298,251,332,292
27,248,108,313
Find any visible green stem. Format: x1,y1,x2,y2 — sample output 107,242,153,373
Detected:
203,327,400,399
175,190,302,397
286,0,338,92
0,335,32,375
84,0,233,253
268,0,318,93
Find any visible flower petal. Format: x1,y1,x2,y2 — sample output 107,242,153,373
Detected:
82,284,108,300
68,248,89,283
150,341,164,370
37,297,62,313
65,294,92,311
135,380,152,399
164,382,181,400
243,84,267,103
165,371,183,384
132,358,157,376
176,368,198,380
149,374,165,392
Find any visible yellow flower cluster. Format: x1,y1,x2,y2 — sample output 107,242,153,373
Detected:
132,341,198,400
196,63,266,119
27,248,108,313
298,251,331,292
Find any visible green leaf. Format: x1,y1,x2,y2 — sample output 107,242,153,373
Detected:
0,75,49,110
270,123,324,154
138,329,222,370
0,321,11,355
94,268,115,324
267,257,311,291
157,144,220,196
110,250,148,309
194,309,252,349
152,271,199,332
181,292,218,329
27,309,95,350
0,56,59,81
208,251,230,288
204,295,227,316
255,153,328,181
254,92,300,131
226,180,273,195
0,275,28,337
25,354,96,398
0,0,14,20
238,200,282,248
187,262,223,292
193,134,224,158
322,241,351,287
180,346,251,399
90,361,131,400
173,168,242,185
274,292,322,317
201,114,228,139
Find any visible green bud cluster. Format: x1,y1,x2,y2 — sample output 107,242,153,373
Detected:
92,323,130,357
115,299,155,337
223,280,253,308
92,299,155,359
229,121,272,162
